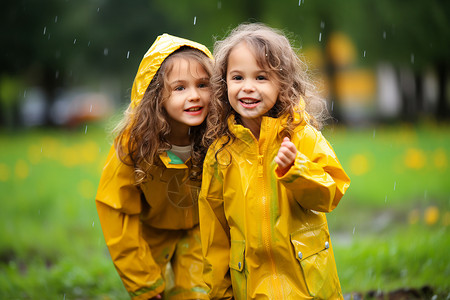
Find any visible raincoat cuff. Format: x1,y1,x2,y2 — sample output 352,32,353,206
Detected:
129,278,165,300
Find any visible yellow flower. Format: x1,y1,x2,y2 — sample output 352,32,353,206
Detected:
15,159,29,180
424,206,439,225
404,148,426,170
79,141,99,164
349,154,370,176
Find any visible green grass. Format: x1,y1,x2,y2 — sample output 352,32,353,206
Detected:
0,121,449,298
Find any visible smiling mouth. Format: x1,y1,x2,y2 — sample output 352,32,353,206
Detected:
240,98,260,104
185,107,203,112
239,98,260,108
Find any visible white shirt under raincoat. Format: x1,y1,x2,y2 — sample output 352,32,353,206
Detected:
95,34,213,300
199,113,350,299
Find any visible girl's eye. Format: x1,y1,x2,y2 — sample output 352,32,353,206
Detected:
256,75,267,80
174,86,185,91
232,75,243,81
198,82,209,88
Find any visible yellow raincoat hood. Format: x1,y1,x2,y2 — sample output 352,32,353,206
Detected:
131,33,213,108
96,34,212,300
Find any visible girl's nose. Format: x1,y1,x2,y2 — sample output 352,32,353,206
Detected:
242,80,255,92
188,87,201,101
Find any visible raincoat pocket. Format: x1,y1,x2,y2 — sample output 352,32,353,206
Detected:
229,240,246,299
290,225,341,299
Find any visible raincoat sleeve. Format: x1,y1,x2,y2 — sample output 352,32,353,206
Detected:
276,125,350,213
95,146,164,300
198,147,233,300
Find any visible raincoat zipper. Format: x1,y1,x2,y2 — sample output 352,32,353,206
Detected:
258,121,283,299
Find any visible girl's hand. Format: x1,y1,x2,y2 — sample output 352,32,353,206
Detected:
275,137,297,176
149,294,162,299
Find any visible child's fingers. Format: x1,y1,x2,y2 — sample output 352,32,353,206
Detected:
276,147,293,167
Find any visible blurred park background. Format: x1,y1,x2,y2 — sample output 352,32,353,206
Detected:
1,0,449,299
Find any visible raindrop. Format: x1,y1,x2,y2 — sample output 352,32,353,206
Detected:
383,31,386,39
90,104,93,112
104,48,109,56
55,16,58,23
373,129,376,138
92,221,95,227
363,50,366,57
85,125,88,134
320,21,325,29
193,16,197,25
41,146,43,153
43,26,46,35
73,39,77,44
385,195,387,203
218,1,221,9
24,90,27,97
88,41,91,47
55,71,59,79
63,294,66,300
48,34,51,40
411,53,414,64
318,32,322,42
97,7,100,13
331,101,334,111
127,50,130,59
38,209,40,215
352,227,356,235
298,0,301,5
393,181,396,191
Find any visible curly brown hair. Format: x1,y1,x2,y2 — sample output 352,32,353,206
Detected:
204,22,328,149
114,47,213,184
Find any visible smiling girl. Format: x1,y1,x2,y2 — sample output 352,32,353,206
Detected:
199,23,350,299
96,34,213,300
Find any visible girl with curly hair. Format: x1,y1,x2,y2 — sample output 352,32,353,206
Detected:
199,23,350,299
96,34,213,300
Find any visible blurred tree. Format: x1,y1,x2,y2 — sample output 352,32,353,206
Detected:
1,0,449,127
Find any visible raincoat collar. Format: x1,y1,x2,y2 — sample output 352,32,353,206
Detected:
130,33,213,108
227,108,306,143
159,151,189,169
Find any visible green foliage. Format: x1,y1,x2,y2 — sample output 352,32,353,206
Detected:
325,122,450,207
0,123,449,297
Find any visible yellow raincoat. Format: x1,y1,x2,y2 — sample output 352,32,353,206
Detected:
96,34,212,300
199,113,350,299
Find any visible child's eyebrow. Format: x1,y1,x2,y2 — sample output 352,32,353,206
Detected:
228,69,269,74
169,80,186,85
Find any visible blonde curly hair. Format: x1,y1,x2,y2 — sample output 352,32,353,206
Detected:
204,22,328,149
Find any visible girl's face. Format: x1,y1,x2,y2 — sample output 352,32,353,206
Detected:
226,42,280,129
163,57,211,132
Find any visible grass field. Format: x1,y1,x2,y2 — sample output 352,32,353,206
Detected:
0,121,449,299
